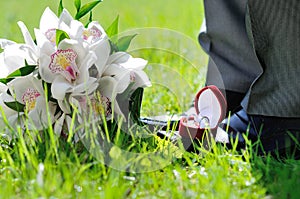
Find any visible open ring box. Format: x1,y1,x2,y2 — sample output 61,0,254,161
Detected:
178,85,227,149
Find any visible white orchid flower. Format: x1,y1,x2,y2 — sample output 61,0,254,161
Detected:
38,7,108,46
66,20,111,76
106,52,151,88
81,22,111,76
103,52,151,93
3,76,56,130
93,52,151,118
0,18,39,86
0,5,152,140
0,23,38,79
39,38,99,113
0,37,38,94
69,91,112,124
33,7,111,80
38,7,73,46
97,76,123,117
11,8,70,66
0,42,37,70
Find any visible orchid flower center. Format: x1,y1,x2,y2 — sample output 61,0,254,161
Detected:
78,93,112,117
130,72,136,82
22,88,41,112
49,49,79,82
45,28,56,45
83,26,102,42
91,95,112,116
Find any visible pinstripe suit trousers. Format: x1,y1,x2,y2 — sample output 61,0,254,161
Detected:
200,0,300,117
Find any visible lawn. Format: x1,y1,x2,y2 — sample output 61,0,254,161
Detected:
0,0,300,198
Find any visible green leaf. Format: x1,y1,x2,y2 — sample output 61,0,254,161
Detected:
85,11,93,28
56,29,70,46
4,101,25,112
75,0,102,20
0,65,37,85
0,77,13,85
106,15,119,39
58,0,64,16
117,34,137,51
108,40,119,54
75,0,81,12
129,87,144,124
89,11,93,23
7,65,37,78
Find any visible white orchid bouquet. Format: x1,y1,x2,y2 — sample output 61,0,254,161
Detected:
0,0,151,142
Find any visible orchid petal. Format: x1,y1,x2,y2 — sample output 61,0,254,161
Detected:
51,76,73,100
88,22,107,38
112,99,125,118
73,77,98,95
98,76,118,100
0,53,9,78
17,21,37,52
103,64,131,93
93,39,110,75
84,22,107,45
2,44,37,72
59,8,74,26
58,99,71,114
0,82,7,93
0,39,16,49
27,96,50,129
97,76,125,118
54,113,65,136
7,114,22,130
77,52,97,83
107,52,130,65
119,57,148,70
39,7,59,33
39,53,55,83
8,76,43,103
132,70,152,88
34,28,54,54
69,20,85,39
107,52,148,70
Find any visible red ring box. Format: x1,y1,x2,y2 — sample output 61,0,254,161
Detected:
179,85,227,140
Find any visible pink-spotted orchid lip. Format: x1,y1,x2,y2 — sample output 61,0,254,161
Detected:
45,28,56,45
49,49,79,82
83,26,102,42
22,88,41,112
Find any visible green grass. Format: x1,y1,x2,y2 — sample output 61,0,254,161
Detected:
0,0,300,198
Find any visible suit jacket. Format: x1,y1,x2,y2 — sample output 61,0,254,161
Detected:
243,0,300,117
200,0,300,117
